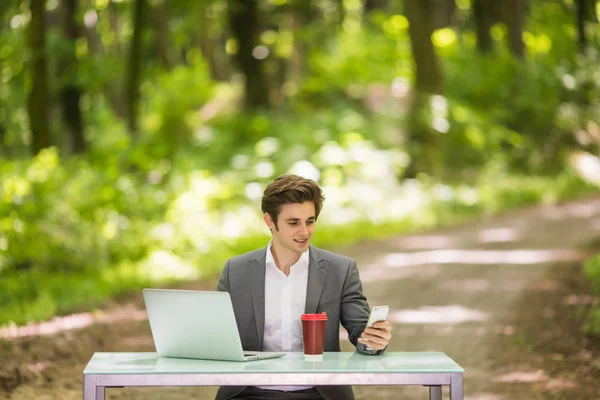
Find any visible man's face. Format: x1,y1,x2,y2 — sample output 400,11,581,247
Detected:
264,201,316,255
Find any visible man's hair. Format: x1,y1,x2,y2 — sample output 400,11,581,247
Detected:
261,174,324,228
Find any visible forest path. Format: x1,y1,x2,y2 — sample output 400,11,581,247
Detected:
3,196,600,399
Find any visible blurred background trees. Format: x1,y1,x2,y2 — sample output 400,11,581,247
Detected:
2,0,600,326
1,0,597,164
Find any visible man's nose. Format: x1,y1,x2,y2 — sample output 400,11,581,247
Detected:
299,224,309,235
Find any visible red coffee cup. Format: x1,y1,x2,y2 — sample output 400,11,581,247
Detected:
301,312,327,360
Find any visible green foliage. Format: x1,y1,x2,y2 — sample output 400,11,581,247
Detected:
138,52,215,161
586,255,600,296
439,1,600,175
0,134,595,326
2,0,600,328
584,254,600,335
305,19,410,100
446,51,560,173
0,13,28,155
0,146,166,324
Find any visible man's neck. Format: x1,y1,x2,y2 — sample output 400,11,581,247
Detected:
270,243,302,276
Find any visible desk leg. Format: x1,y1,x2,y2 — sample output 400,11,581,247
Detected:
83,375,105,400
428,385,441,400
450,372,463,400
428,385,442,400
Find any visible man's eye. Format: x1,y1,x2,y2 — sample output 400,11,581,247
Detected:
289,222,298,226
307,220,315,225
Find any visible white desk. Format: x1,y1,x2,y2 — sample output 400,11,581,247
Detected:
83,351,464,399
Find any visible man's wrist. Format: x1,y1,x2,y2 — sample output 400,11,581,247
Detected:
358,342,380,355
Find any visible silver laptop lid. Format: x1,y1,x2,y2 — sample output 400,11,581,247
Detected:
142,289,247,361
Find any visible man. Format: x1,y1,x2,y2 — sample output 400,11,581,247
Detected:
216,174,392,400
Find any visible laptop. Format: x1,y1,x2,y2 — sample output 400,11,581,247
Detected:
142,288,286,362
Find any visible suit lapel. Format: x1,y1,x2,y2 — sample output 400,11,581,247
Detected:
249,250,266,349
305,245,327,314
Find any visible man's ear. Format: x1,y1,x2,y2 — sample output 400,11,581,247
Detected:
264,212,275,231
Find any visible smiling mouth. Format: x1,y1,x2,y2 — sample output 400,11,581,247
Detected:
294,239,308,243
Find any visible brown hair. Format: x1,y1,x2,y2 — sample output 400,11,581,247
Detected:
261,174,324,228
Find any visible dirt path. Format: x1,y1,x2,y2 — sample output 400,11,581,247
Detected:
2,197,600,400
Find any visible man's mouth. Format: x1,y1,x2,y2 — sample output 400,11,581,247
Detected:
294,238,308,244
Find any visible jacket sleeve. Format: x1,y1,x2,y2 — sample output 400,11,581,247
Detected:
217,259,231,292
340,259,386,355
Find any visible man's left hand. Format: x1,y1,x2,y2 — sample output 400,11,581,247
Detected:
358,321,392,350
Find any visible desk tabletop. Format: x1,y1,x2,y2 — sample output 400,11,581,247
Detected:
84,352,463,375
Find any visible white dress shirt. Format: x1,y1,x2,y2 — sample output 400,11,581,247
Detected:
257,241,312,391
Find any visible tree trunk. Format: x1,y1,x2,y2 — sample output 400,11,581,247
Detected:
126,0,147,135
577,0,587,50
364,0,388,13
0,48,5,155
404,0,444,94
576,0,598,51
336,0,345,27
1,4,13,155
152,0,170,69
108,0,123,57
60,0,86,153
403,91,441,179
0,85,6,155
83,9,101,55
287,12,305,89
0,125,6,156
287,1,317,88
199,6,231,81
200,33,231,81
107,0,127,118
402,0,445,178
28,0,51,155
430,0,456,30
503,0,526,59
363,0,387,27
473,0,494,53
227,0,270,109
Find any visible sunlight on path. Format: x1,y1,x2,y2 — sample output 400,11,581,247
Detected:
389,305,488,324
0,304,147,340
350,197,600,399
377,248,592,268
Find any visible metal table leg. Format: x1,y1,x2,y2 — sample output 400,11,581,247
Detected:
450,372,463,400
83,375,105,400
429,385,442,400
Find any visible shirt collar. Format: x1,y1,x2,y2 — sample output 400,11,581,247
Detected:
266,240,310,270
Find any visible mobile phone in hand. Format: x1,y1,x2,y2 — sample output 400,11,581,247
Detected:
367,305,389,328
364,306,389,351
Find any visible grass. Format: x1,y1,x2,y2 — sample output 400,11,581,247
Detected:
584,254,600,335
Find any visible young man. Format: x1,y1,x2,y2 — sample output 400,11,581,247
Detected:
216,174,392,400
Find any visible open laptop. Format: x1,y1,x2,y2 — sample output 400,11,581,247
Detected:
142,289,285,362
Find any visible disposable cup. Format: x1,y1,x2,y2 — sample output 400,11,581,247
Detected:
301,312,327,361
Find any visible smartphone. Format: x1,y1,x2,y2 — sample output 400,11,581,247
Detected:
366,305,389,328
364,306,389,350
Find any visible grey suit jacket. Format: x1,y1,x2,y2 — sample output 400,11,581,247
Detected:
215,245,381,400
